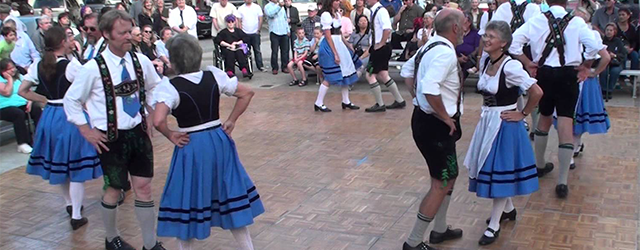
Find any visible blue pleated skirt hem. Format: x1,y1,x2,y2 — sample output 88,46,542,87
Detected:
157,127,264,241
574,77,610,135
468,120,539,198
318,39,360,86
25,105,102,184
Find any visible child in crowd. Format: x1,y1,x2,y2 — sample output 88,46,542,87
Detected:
305,27,323,86
0,26,17,59
287,28,310,87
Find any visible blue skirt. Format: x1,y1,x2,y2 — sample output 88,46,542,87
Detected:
157,126,264,240
318,38,360,86
469,120,539,198
26,104,102,184
574,77,610,135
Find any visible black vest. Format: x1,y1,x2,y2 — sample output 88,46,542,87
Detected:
170,71,220,128
481,57,520,107
34,59,72,100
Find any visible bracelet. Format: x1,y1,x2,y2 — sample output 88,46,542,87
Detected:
521,110,529,117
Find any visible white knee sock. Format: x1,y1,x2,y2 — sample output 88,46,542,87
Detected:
315,84,329,107
231,227,254,250
534,130,549,169
406,212,432,247
69,182,85,219
178,239,194,250
486,198,508,237
341,86,351,104
531,107,540,130
503,197,514,212
573,134,582,154
60,181,72,206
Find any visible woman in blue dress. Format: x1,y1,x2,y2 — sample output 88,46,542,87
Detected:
463,21,543,246
152,34,264,250
18,26,102,230
313,0,361,112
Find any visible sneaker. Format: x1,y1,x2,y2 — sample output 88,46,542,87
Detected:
105,237,135,250
17,144,32,154
258,67,269,73
142,242,167,250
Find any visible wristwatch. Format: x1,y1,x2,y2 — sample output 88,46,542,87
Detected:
521,110,529,117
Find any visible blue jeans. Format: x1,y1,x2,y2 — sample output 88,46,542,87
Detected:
627,50,639,70
245,33,264,70
599,65,623,92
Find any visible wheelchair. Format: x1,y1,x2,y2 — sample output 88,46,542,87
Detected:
213,42,254,79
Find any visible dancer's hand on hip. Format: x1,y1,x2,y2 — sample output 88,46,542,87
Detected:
79,125,109,154
169,131,190,147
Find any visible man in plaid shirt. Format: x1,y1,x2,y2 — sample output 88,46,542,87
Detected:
301,5,320,41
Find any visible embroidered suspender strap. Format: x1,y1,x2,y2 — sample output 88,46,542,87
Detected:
371,6,383,45
538,12,574,67
95,55,119,141
98,40,108,53
509,1,528,32
129,51,148,134
413,41,451,107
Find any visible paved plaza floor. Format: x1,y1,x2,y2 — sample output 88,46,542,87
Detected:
0,68,639,250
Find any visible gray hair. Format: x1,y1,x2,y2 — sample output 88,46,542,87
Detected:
166,33,202,74
37,15,51,25
3,19,16,28
0,4,10,14
434,9,463,35
99,10,134,34
484,20,512,51
573,7,591,22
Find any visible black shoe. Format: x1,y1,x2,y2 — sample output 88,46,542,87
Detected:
342,103,360,110
105,236,136,250
365,103,386,112
386,100,406,109
142,242,167,250
570,163,577,170
429,226,463,244
529,132,534,141
573,143,584,157
485,208,517,224
117,190,126,205
66,205,84,217
70,217,88,230
314,104,332,112
524,120,530,132
537,162,554,178
289,80,299,86
478,228,500,246
555,184,568,199
402,242,437,250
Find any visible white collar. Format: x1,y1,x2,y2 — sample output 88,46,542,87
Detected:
102,46,132,67
430,34,456,50
548,5,567,17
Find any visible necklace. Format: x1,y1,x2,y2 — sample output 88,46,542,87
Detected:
490,53,505,65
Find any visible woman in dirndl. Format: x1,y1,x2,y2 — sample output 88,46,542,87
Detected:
18,26,102,230
313,0,362,112
152,34,264,250
463,21,543,246
553,8,610,169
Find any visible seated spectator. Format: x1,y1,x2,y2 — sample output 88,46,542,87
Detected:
425,3,437,14
600,23,628,99
138,0,155,28
153,0,169,35
616,8,638,71
140,25,159,61
215,14,252,78
339,7,354,39
347,15,372,74
130,26,143,53
302,5,321,41
580,0,600,16
350,0,371,26
287,28,310,87
4,20,40,74
0,26,17,59
304,27,323,85
456,12,481,80
398,15,423,61
0,58,41,154
31,15,53,54
80,5,93,18
592,0,618,36
155,27,172,68
57,12,79,36
390,0,424,50
416,11,434,47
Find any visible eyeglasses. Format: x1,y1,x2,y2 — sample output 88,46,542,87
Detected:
83,26,97,32
135,33,143,37
482,33,499,40
143,30,152,33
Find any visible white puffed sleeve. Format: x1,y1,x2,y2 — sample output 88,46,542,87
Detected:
149,77,180,110
23,60,40,84
503,59,537,92
65,58,83,82
207,66,238,96
321,12,333,30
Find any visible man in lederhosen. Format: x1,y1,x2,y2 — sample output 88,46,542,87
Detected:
63,10,166,250
509,0,610,199
399,8,465,250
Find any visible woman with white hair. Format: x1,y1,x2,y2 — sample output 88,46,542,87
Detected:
152,33,264,250
463,20,543,245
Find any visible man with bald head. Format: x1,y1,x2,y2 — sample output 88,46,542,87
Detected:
400,9,465,250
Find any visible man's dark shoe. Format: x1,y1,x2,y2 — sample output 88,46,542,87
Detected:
555,184,568,199
142,242,167,250
105,236,135,250
537,162,554,178
365,103,386,112
429,226,463,244
485,208,517,224
386,100,406,109
272,69,278,75
402,242,438,250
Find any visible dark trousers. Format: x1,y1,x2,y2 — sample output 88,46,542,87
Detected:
221,48,249,73
245,33,264,70
0,104,42,145
270,32,289,71
390,32,414,49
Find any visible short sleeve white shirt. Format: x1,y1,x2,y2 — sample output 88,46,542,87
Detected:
238,3,263,34
370,2,392,44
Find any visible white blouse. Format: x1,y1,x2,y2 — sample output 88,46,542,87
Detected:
152,66,238,111
320,12,342,31
477,57,537,95
24,57,83,86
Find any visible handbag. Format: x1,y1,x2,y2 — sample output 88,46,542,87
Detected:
353,33,367,57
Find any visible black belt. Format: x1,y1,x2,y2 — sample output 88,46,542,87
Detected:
47,103,63,107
